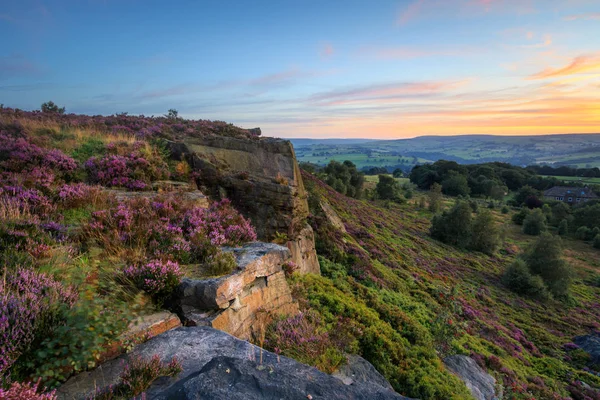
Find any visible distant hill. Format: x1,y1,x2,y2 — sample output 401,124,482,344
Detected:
293,134,600,170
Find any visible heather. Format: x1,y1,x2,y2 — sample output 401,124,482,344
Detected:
0,108,258,390
283,170,600,399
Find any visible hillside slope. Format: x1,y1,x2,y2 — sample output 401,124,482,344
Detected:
294,170,600,399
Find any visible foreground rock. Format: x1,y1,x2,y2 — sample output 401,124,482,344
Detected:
58,326,408,400
574,333,600,366
177,242,299,340
332,354,395,391
167,135,320,274
444,355,498,400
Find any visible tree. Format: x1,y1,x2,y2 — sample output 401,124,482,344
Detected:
551,202,571,226
594,234,600,249
502,259,549,299
376,174,401,201
512,208,530,225
524,233,572,298
323,160,364,199
40,101,65,114
392,168,404,178
166,109,179,119
522,208,546,235
470,209,500,255
514,185,540,206
558,219,568,236
430,201,473,248
441,172,470,197
428,183,443,213
575,226,591,240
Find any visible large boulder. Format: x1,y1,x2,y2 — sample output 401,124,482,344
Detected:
574,333,600,366
332,354,394,391
57,326,408,400
177,242,299,339
444,355,498,400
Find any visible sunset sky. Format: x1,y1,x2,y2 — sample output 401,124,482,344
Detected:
1,0,599,138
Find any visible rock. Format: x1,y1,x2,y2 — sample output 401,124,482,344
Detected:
574,333,600,366
177,242,299,339
320,201,347,233
103,188,208,208
332,354,394,391
165,135,319,275
57,326,408,400
287,224,320,274
444,355,498,400
151,180,193,191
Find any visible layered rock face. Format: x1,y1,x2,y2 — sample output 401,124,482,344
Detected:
177,242,298,340
57,326,409,400
167,136,320,275
444,355,499,400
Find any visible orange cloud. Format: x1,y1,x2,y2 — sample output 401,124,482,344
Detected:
529,54,600,79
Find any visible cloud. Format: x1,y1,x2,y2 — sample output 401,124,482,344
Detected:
529,54,600,79
520,34,552,48
359,45,478,60
397,0,425,25
564,12,600,21
319,43,334,59
0,55,43,80
310,80,470,106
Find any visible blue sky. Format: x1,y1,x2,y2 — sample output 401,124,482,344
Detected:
1,0,599,138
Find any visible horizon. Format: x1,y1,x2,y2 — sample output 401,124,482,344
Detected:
2,0,600,138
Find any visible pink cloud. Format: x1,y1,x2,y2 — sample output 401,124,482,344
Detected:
397,0,425,25
320,43,334,59
564,12,600,21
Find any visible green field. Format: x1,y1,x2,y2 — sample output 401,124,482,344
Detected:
542,175,600,185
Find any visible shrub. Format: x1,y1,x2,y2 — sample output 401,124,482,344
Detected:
376,175,401,201
558,219,568,236
203,250,237,277
441,173,470,197
0,268,76,376
89,355,181,399
322,160,364,199
430,201,472,248
501,206,510,214
470,209,500,255
40,101,65,114
525,233,572,298
0,379,56,399
512,208,529,225
575,226,591,241
124,260,182,303
522,208,546,236
502,259,549,300
551,202,571,226
594,234,600,249
428,183,443,213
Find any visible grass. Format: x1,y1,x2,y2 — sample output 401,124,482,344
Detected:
541,175,600,185
289,171,600,400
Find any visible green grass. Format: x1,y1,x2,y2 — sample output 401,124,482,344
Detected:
294,171,600,400
541,175,600,185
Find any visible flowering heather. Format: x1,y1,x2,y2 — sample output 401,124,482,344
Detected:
0,379,57,400
0,187,54,216
123,260,182,301
0,133,77,173
57,183,96,207
0,268,76,375
184,199,257,246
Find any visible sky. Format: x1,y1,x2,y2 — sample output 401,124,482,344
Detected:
1,0,599,138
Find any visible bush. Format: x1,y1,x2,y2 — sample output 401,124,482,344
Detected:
470,209,500,255
124,260,182,303
376,175,401,201
501,206,510,214
441,173,470,197
594,234,600,249
575,226,591,241
522,209,547,236
0,379,56,399
0,268,76,376
89,355,182,399
428,183,443,213
322,160,364,199
203,250,237,277
525,233,572,298
430,201,473,248
558,219,568,236
512,208,529,225
40,101,65,114
502,259,549,299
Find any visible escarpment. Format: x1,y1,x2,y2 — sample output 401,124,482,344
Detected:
167,135,320,275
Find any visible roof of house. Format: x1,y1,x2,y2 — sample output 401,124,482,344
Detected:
543,186,598,198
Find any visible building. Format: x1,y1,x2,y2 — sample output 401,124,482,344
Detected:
543,186,598,205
